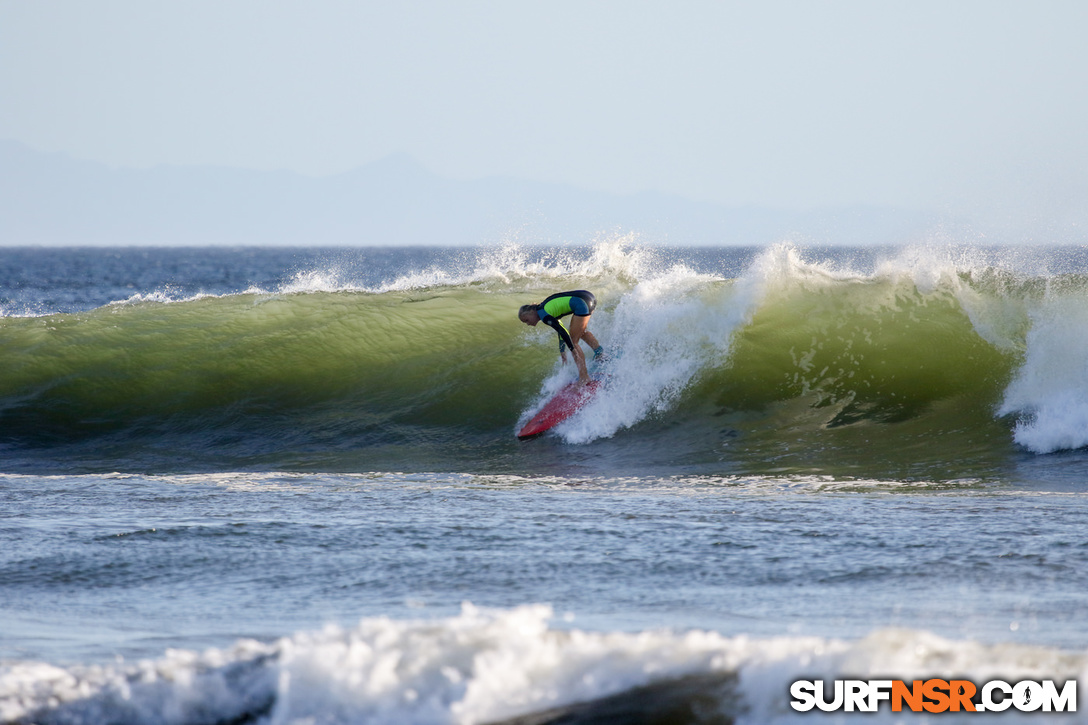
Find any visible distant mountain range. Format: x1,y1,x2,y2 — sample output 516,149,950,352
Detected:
0,139,936,246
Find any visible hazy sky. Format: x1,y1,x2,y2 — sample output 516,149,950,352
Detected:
2,0,1087,223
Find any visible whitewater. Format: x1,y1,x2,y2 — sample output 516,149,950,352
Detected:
2,240,1088,723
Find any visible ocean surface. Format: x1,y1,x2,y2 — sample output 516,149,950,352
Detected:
2,241,1088,723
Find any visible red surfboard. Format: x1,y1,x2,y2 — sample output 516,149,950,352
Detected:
517,379,601,440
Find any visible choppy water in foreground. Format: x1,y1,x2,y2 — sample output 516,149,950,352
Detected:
2,242,1087,723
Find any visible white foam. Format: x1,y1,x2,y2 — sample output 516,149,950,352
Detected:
999,287,1088,453
875,243,1033,352
107,289,231,307
336,234,659,297
2,605,1084,725
547,241,1088,451
277,268,362,294
102,235,662,308
752,244,1088,456
553,245,783,443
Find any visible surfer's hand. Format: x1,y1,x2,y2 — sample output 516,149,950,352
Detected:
560,351,568,364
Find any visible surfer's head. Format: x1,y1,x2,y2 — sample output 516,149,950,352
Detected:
518,305,540,326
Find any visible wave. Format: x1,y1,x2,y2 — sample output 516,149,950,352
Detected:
2,241,1088,472
2,604,1083,725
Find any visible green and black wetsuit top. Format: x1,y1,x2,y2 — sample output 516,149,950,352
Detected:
536,290,596,352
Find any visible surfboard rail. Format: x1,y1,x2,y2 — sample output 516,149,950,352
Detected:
516,379,601,440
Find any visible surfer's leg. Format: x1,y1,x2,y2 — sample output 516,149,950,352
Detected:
567,314,592,382
569,299,601,354
569,314,589,348
581,329,600,351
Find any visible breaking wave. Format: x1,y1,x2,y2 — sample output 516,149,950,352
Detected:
2,241,1087,473
3,604,1084,725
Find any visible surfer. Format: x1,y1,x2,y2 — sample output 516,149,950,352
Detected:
518,290,604,385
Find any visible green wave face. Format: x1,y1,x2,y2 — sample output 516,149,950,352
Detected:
719,273,1015,418
0,288,542,441
696,271,1023,479
0,243,1076,477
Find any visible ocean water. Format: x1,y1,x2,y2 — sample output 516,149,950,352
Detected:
2,240,1088,724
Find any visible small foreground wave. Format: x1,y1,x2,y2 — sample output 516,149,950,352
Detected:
2,604,1084,725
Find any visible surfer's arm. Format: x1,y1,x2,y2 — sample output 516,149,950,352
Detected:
544,317,575,357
